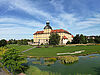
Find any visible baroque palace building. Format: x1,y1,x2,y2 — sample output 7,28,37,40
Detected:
33,21,74,45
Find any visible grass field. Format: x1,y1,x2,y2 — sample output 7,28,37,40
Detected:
24,45,100,57
6,44,33,52
4,44,100,57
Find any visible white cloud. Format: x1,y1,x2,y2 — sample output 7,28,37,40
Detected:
9,0,52,20
0,17,44,28
0,0,100,40
0,27,36,40
50,0,64,12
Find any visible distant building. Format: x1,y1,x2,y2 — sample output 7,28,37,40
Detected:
86,36,96,39
33,21,73,45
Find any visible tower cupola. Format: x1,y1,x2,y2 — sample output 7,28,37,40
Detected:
44,21,52,29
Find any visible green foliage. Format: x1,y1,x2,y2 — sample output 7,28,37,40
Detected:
1,48,28,74
72,34,87,44
17,39,28,45
44,57,57,62
44,43,49,48
94,36,100,43
0,47,8,56
0,39,7,47
7,39,17,44
30,39,34,43
41,43,44,45
80,34,87,44
66,41,71,44
7,39,33,45
58,56,78,64
88,38,95,43
0,63,3,68
49,33,60,45
72,34,80,44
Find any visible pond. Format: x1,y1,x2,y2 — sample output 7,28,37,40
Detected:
27,54,100,75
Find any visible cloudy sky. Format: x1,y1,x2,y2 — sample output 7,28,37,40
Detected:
0,0,100,40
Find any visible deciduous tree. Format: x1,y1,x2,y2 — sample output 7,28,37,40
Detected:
49,33,60,45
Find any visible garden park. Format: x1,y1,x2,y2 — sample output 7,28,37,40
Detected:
0,34,100,75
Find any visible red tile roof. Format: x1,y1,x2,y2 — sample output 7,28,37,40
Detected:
63,36,68,39
72,35,74,38
33,29,71,35
51,29,70,34
33,31,44,35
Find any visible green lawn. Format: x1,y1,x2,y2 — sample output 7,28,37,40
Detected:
5,44,100,57
24,45,100,57
6,44,33,52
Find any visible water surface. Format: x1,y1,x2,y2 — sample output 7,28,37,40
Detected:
27,54,100,75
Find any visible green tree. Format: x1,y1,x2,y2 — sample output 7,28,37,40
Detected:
17,39,28,45
79,34,87,44
8,39,17,44
94,36,100,43
72,34,87,44
49,33,60,45
72,34,80,44
30,39,34,43
7,40,12,44
66,41,71,44
0,39,7,47
23,39,28,45
88,38,95,43
1,48,28,74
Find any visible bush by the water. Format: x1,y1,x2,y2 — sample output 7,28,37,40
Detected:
44,57,57,62
58,56,79,64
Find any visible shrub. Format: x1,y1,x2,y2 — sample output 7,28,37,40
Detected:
44,57,57,62
66,41,71,44
36,46,41,48
41,43,44,45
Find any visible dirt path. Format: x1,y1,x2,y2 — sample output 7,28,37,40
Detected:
57,50,85,55
0,68,7,75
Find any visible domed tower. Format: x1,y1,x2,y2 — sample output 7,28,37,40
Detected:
44,21,52,33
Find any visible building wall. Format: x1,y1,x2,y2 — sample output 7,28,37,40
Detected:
33,29,73,45
44,29,52,33
63,39,68,45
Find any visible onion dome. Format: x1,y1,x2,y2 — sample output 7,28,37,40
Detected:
44,21,52,29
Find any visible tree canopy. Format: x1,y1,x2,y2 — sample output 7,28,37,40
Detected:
94,36,100,43
49,33,60,45
72,34,87,44
17,39,28,45
0,39,7,47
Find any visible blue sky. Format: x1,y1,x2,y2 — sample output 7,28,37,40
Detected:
0,0,100,40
